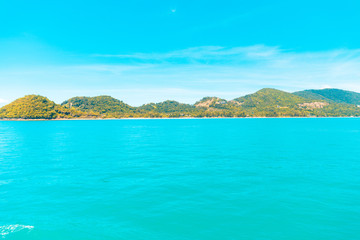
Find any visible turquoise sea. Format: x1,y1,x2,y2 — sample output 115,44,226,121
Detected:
0,118,360,240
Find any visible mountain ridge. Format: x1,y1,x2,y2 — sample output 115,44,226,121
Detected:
1,88,360,119
293,88,360,105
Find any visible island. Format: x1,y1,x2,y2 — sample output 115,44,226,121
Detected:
1,88,360,120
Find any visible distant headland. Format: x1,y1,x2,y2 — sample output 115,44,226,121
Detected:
1,88,360,120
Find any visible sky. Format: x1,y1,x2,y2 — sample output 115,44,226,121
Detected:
1,0,360,106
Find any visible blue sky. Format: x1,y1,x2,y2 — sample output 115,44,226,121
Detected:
1,0,360,106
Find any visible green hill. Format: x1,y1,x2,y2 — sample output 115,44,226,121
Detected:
138,100,196,113
293,89,360,105
232,88,330,117
137,100,246,118
62,96,134,116
2,89,360,119
234,88,306,108
0,95,88,119
231,88,360,117
195,97,228,109
137,100,198,117
232,88,302,116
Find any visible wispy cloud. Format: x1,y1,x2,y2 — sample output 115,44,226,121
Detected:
1,45,360,105
91,45,360,92
93,45,280,62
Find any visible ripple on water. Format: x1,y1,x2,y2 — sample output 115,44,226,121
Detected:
0,225,34,238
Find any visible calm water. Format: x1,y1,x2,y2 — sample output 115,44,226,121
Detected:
0,118,360,240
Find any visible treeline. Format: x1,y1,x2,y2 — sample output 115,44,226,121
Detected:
0,95,97,119
1,88,360,119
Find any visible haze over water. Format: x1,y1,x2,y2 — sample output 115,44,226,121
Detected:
1,118,360,239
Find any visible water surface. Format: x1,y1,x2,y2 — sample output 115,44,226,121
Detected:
1,119,360,239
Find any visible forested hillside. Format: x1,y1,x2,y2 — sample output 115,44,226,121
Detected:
1,88,360,119
0,95,92,119
62,96,134,117
294,89,360,105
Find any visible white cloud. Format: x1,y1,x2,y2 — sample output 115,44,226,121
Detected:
90,46,360,92
1,45,360,105
93,45,280,62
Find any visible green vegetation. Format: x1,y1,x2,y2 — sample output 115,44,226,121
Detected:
135,100,245,118
138,100,196,113
294,88,360,105
62,96,134,117
232,88,311,117
0,95,93,119
231,88,360,117
235,88,305,108
1,88,360,119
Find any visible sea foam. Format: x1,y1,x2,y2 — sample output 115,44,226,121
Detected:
0,225,34,238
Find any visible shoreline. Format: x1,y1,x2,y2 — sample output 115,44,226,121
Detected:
1,116,359,121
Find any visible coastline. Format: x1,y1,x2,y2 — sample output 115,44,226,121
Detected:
1,116,359,121
2,89,360,121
